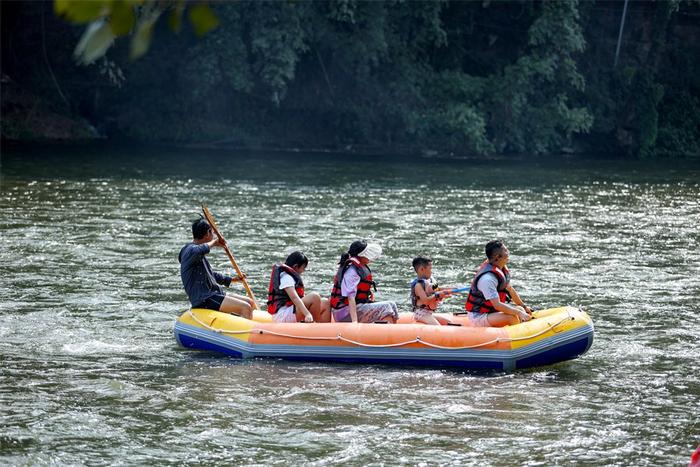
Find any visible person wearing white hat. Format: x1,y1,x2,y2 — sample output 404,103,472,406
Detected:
329,240,399,323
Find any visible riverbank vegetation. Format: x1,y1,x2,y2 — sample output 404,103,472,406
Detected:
1,0,698,158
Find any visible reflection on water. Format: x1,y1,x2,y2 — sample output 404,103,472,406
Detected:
1,145,699,465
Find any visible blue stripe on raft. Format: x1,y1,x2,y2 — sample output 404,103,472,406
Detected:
177,333,245,358
515,333,593,370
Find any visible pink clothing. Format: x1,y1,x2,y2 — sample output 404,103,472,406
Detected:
273,307,297,323
340,266,361,298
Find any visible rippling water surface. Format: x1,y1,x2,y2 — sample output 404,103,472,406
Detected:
1,145,698,465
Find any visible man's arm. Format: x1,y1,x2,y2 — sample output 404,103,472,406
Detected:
284,287,313,322
213,270,233,286
347,296,358,323
490,297,530,320
206,236,236,286
506,285,532,314
180,243,211,268
415,282,441,309
341,268,361,323
213,271,245,286
478,275,530,321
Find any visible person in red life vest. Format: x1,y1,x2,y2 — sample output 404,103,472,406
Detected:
179,218,253,319
465,239,532,327
267,251,331,323
690,443,700,467
330,240,399,323
410,256,455,325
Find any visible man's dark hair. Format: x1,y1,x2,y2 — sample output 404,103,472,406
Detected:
485,239,506,260
285,251,309,269
412,256,432,271
192,218,211,240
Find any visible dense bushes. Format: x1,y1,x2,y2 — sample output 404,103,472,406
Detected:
1,0,698,158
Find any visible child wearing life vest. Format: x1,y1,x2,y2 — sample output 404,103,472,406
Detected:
329,240,399,323
267,251,331,323
465,239,532,327
410,256,454,326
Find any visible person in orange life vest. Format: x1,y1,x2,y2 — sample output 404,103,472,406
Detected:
266,251,331,323
465,239,532,327
410,256,455,326
179,218,254,319
330,240,399,323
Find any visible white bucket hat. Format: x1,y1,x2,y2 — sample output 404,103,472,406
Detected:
357,243,382,261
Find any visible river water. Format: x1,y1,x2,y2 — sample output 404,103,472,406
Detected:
1,145,698,465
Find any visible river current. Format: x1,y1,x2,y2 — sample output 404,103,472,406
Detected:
1,145,698,465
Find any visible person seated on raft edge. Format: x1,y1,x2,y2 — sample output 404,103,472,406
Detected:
329,240,399,323
178,217,254,319
266,251,331,323
410,256,455,326
465,239,532,327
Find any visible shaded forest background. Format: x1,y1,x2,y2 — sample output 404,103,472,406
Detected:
1,0,699,159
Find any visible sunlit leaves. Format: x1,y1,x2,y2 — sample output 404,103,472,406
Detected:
188,3,219,38
167,1,185,34
55,0,218,64
109,0,136,36
55,0,110,23
73,19,116,65
130,9,161,59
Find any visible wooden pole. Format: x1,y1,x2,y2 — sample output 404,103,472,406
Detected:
201,205,259,309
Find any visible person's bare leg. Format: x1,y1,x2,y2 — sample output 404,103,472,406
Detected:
302,293,330,323
416,313,441,325
229,292,255,308
435,315,455,325
218,295,253,319
486,312,519,327
321,298,331,321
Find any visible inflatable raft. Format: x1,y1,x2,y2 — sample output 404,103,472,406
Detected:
173,306,593,371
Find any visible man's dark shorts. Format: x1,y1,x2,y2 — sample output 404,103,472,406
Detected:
195,293,226,311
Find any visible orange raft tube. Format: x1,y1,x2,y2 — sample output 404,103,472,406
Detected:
173,306,594,371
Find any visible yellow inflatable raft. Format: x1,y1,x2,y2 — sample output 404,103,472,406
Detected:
173,306,593,371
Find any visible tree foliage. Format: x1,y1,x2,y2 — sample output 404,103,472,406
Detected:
1,0,698,158
54,0,218,62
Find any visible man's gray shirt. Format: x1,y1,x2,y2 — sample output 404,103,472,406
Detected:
178,243,232,307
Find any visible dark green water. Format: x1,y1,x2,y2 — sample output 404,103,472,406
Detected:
1,145,698,465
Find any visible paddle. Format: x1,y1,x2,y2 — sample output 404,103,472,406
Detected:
435,286,469,299
201,204,260,310
440,287,536,319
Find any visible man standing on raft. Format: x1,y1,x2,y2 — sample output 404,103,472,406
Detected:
465,239,532,327
179,218,255,319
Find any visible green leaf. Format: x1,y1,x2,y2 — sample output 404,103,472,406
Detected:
73,18,115,64
188,3,219,38
54,0,109,23
167,1,185,34
110,0,136,36
130,11,160,60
